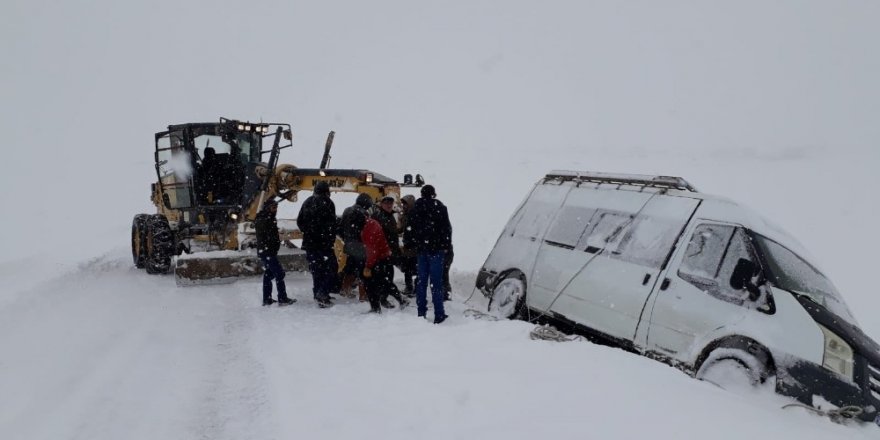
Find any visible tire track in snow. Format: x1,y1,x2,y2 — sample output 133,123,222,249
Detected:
192,282,279,440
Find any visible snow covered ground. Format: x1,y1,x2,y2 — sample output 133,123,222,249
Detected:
2,1,880,439
0,249,877,440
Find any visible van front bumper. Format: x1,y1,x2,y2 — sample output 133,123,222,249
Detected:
778,356,878,424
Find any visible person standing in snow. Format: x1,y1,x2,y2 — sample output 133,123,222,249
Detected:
408,184,452,323
398,194,418,297
372,195,409,308
255,198,295,307
361,215,396,313
296,181,337,308
338,193,372,301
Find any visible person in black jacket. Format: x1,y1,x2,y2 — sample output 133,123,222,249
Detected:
297,181,337,308
338,193,372,300
398,194,417,297
255,198,295,306
372,195,409,309
408,185,452,323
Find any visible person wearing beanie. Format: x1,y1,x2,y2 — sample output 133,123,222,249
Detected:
397,194,418,296
255,198,295,307
372,195,409,309
408,184,452,323
338,193,373,301
296,181,337,308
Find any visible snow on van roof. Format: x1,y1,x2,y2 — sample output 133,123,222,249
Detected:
545,170,699,192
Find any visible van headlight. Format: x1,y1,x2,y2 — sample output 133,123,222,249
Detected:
819,325,854,381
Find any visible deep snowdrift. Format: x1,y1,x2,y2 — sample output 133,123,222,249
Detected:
0,249,876,440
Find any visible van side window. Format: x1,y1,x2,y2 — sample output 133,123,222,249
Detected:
580,212,633,253
678,224,758,305
544,206,596,249
614,216,686,269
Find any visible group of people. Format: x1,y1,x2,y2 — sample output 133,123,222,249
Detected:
254,182,453,324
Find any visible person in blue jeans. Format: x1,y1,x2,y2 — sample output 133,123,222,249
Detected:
408,185,453,324
255,198,295,307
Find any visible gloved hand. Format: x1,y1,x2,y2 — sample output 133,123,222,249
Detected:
362,267,372,278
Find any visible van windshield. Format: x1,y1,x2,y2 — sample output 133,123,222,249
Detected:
753,234,857,325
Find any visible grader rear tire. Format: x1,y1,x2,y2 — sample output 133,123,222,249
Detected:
131,214,150,269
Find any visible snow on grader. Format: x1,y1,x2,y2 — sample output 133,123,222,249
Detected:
130,117,422,285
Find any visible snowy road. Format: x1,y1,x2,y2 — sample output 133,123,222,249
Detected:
0,249,876,439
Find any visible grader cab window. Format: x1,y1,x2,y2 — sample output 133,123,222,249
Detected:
155,132,194,209
191,130,260,205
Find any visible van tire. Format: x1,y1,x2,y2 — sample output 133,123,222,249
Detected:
695,341,774,389
488,272,527,320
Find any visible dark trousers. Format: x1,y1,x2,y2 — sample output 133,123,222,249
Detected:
306,248,338,299
401,255,417,292
416,251,446,318
365,259,394,311
260,255,289,302
443,248,454,293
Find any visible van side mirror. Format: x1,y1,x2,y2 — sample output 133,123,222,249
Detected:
730,258,762,301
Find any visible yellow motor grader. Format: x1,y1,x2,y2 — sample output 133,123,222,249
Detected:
130,117,423,285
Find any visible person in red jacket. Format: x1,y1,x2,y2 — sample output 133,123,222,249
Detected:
362,216,406,313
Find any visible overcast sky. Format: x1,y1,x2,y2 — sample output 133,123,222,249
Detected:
1,0,878,264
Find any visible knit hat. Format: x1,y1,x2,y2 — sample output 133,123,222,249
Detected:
314,181,330,195
356,193,373,208
420,184,436,198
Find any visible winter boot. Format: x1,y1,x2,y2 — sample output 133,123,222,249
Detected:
262,298,276,306
340,274,357,298
278,298,296,306
358,283,367,302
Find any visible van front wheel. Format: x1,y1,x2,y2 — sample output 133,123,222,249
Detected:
696,349,772,392
488,274,526,320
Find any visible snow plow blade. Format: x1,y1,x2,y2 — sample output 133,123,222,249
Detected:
174,249,309,286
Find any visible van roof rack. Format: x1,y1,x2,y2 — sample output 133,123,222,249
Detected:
544,170,699,192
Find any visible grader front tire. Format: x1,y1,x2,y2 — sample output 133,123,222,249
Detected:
145,214,174,274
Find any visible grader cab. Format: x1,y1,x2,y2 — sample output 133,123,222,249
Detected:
130,117,422,285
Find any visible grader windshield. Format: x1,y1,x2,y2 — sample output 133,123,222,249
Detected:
154,118,289,213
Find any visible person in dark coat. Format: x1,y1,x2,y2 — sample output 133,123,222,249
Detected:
372,196,409,308
408,184,452,323
338,193,372,300
255,198,295,306
297,181,337,308
398,194,417,297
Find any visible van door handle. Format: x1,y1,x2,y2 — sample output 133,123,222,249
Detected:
642,274,651,285
660,278,671,291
